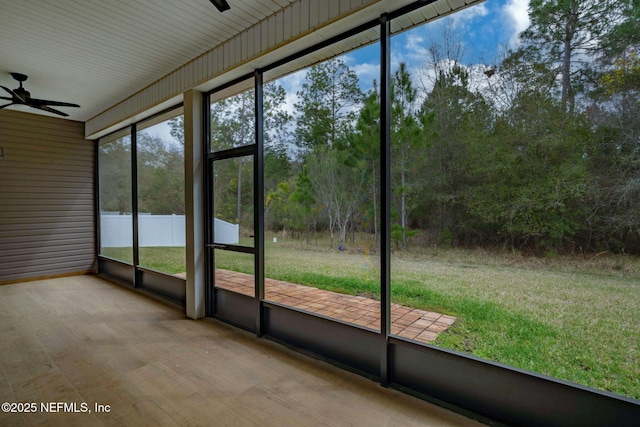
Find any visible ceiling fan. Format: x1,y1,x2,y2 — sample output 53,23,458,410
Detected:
0,73,80,117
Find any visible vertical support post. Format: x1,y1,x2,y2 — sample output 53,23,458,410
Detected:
131,123,140,287
203,92,214,317
94,139,101,272
185,89,206,319
380,14,392,387
255,70,265,337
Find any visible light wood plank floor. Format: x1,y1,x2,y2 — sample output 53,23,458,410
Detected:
0,275,485,427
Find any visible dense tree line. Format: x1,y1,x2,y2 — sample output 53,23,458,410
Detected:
259,0,640,254
99,130,185,216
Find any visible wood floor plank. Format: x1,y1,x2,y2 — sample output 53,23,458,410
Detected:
97,398,180,427
227,385,331,427
93,344,147,375
11,371,100,427
0,370,26,427
30,318,82,355
1,351,58,387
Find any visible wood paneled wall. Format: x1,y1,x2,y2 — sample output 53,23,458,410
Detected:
0,109,96,283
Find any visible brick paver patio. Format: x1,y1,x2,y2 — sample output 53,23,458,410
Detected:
214,269,456,344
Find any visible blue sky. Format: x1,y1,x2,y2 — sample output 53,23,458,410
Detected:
273,0,531,104
274,0,530,115
342,0,530,92
265,1,532,133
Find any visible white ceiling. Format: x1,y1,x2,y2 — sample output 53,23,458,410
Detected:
0,0,294,122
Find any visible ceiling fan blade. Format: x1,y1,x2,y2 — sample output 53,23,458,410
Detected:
31,104,70,117
0,96,13,101
29,98,80,108
0,86,25,103
0,102,16,109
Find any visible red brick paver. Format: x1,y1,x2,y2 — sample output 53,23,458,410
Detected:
215,269,456,344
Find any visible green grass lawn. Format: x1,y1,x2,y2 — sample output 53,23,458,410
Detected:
101,247,186,274
389,254,639,399
101,242,640,399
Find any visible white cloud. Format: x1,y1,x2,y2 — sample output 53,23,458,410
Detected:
391,31,434,74
449,3,488,29
352,62,380,89
502,0,530,47
277,68,307,95
405,32,430,60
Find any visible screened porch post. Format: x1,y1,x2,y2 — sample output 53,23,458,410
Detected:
185,89,206,319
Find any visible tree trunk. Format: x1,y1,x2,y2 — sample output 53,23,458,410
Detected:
561,1,578,114
401,146,407,251
372,161,378,244
237,158,243,223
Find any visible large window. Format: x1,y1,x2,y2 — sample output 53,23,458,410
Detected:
210,81,255,153
98,107,185,281
389,0,640,400
136,108,185,276
98,128,133,263
209,80,257,297
262,35,382,328
212,155,254,248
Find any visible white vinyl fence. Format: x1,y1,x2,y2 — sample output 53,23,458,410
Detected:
100,214,238,247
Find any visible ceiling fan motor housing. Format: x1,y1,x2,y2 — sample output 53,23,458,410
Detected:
9,73,30,99
14,87,30,100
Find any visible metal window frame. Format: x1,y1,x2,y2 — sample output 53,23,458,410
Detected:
204,75,260,329
96,126,135,283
